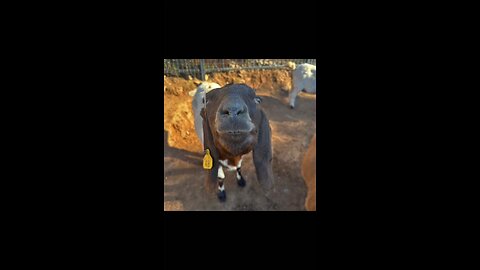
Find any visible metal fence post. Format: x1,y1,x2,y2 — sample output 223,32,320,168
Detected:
164,59,316,77
200,59,206,81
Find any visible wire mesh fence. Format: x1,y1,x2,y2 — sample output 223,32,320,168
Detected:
163,59,316,80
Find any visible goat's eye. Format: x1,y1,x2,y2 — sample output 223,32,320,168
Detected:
221,110,229,115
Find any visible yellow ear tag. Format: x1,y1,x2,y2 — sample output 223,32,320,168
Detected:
203,149,213,169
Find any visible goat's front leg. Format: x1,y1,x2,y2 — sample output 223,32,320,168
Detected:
288,83,302,109
236,159,246,187
217,165,226,202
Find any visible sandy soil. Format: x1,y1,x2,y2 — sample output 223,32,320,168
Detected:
164,69,316,211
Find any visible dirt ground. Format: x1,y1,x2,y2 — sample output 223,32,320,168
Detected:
164,69,316,211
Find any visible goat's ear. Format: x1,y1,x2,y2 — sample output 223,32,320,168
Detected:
253,110,274,192
202,109,220,193
188,90,197,96
254,96,262,104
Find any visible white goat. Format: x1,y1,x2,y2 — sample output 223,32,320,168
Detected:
189,82,222,147
288,63,316,109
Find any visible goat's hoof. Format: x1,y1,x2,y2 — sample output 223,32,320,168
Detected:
217,190,226,202
290,105,295,109
237,177,246,187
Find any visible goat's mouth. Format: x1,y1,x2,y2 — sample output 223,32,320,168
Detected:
216,127,257,141
216,126,256,137
217,129,255,136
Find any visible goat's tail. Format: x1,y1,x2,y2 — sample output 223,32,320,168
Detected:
287,61,296,70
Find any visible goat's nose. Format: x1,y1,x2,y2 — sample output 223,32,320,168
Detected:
222,104,246,117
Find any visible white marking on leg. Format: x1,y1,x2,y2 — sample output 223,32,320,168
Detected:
219,159,237,171
217,166,225,179
218,166,225,192
236,158,243,180
219,159,228,167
